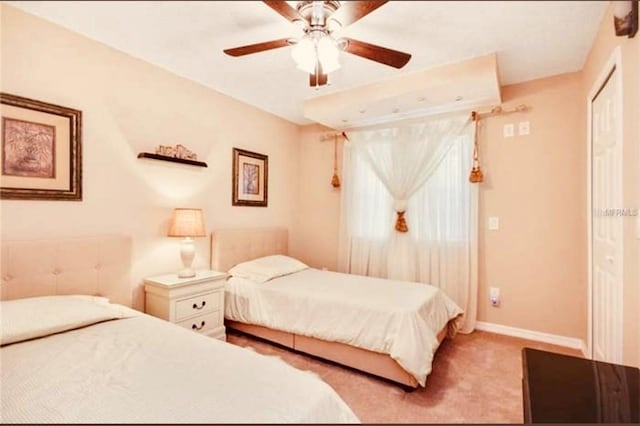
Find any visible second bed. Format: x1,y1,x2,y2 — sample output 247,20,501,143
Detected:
212,227,463,388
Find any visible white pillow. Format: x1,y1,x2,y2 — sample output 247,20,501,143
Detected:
229,255,308,283
0,295,135,346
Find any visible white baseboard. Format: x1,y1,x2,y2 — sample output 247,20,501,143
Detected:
476,321,587,356
580,341,590,358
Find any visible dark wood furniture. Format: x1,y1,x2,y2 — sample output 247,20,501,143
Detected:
522,347,639,423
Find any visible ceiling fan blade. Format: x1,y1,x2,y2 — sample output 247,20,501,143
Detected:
309,62,328,87
263,1,306,23
341,38,411,69
224,38,291,57
328,1,387,28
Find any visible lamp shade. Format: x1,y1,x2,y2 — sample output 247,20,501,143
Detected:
167,208,206,237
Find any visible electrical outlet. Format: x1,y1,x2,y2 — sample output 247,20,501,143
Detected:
488,216,500,230
489,287,500,307
503,123,514,138
518,121,530,136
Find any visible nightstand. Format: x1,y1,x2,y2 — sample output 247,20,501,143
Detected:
144,270,227,340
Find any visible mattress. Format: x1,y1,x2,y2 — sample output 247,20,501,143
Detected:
0,297,358,424
225,268,463,386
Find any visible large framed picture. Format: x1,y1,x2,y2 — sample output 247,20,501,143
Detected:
232,147,268,207
1,93,82,200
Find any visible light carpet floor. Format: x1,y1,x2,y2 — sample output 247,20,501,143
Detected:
227,329,581,423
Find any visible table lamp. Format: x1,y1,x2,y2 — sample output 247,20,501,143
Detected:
168,208,206,278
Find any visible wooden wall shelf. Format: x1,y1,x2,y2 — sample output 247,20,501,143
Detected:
137,152,207,168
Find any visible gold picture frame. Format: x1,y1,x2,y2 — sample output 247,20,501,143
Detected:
1,93,82,200
232,147,268,207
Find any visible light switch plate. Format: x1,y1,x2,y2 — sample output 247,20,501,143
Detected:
488,216,500,230
518,121,530,135
503,124,514,138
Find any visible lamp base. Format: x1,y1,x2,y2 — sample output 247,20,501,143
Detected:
177,237,196,278
178,268,196,278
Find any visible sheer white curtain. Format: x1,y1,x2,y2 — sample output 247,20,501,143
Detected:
338,113,478,333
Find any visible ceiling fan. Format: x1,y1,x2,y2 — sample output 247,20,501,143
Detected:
223,1,412,88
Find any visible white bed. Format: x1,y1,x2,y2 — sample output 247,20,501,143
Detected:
211,228,463,389
0,236,359,424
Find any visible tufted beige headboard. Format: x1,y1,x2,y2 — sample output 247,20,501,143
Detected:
210,228,288,272
1,236,133,307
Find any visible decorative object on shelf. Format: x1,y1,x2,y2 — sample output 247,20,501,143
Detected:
167,208,206,278
232,147,268,207
1,93,82,200
155,144,198,161
137,152,207,167
612,0,638,38
469,111,484,183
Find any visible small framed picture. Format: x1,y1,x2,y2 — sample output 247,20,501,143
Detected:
232,147,268,207
1,93,82,200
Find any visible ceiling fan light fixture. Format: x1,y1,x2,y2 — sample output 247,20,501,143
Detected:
291,33,341,75
317,35,341,73
291,37,317,73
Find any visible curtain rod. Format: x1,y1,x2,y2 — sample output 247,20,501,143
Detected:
319,132,349,142
472,104,529,121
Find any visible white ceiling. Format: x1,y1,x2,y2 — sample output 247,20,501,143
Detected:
8,1,607,125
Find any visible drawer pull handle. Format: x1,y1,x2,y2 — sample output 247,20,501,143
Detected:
192,301,206,310
192,321,205,331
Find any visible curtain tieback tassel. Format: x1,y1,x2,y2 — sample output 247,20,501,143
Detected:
469,163,484,183
331,172,341,188
395,211,408,233
469,111,484,183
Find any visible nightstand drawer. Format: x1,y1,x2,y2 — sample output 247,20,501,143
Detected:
174,292,220,321
177,311,222,335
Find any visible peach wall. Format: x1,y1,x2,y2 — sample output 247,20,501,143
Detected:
476,72,586,341
0,4,300,309
289,124,342,270
581,5,639,367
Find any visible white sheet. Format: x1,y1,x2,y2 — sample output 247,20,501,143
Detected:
1,309,358,423
225,268,463,386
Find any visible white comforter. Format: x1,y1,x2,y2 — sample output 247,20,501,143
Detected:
1,301,358,423
225,268,463,386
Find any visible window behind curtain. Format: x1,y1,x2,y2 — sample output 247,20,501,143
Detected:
408,134,470,243
349,141,393,240
350,134,471,244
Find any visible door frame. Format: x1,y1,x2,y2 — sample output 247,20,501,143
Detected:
586,46,623,360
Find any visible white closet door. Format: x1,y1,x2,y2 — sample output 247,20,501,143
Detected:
591,66,623,363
